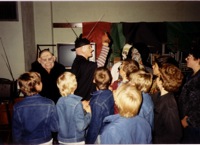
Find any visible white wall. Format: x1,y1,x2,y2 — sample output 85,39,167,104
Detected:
0,3,25,80
0,1,200,80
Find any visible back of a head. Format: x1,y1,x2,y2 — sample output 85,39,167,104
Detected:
129,70,153,93
122,59,140,78
159,63,183,92
114,83,142,118
155,55,179,68
57,72,77,96
94,67,112,90
18,72,41,96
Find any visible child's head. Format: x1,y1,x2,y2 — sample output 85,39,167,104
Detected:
119,59,140,79
57,72,77,96
114,83,142,118
93,67,112,90
128,70,153,93
157,63,183,92
18,72,42,96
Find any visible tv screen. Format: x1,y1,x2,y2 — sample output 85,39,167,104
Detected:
57,43,96,69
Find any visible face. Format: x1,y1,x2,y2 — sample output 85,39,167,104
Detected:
156,76,162,91
152,62,160,76
38,51,55,71
131,48,142,63
82,44,93,59
185,54,200,69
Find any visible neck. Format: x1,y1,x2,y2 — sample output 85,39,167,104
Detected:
192,66,200,75
160,88,168,96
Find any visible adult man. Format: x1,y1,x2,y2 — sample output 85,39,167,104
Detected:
31,49,66,103
71,33,111,101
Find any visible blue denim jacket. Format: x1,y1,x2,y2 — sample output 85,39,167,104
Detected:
100,114,152,144
139,92,154,129
12,94,59,144
86,89,114,144
56,94,91,143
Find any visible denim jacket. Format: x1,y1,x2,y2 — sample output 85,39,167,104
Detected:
86,89,114,144
100,114,152,144
139,92,154,129
56,94,91,143
12,94,59,144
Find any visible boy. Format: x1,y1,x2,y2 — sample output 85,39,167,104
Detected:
12,72,59,144
129,70,154,129
86,67,114,144
56,72,91,144
100,83,152,144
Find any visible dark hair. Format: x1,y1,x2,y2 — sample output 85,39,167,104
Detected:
39,48,52,57
155,55,179,68
189,47,200,59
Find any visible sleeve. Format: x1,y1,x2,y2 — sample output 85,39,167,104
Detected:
96,45,110,67
75,102,91,132
12,108,22,143
86,105,103,144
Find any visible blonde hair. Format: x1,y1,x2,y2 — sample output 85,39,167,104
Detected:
57,72,77,96
129,70,153,93
94,67,112,90
18,72,41,96
114,83,142,118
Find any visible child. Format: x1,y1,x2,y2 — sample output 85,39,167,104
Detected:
56,72,91,144
100,83,152,144
129,70,154,129
12,72,59,145
110,59,140,114
85,67,114,144
153,63,183,143
110,59,140,91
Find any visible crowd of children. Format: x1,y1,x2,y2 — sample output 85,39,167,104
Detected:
12,35,200,144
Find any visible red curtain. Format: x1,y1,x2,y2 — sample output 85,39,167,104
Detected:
82,21,111,59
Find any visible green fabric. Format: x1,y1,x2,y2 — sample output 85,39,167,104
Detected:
110,23,126,62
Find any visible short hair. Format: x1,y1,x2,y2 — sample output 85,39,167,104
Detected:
18,72,41,96
159,63,183,92
121,59,140,78
94,67,112,90
57,72,77,96
129,70,153,93
114,83,142,118
154,55,179,68
189,47,200,59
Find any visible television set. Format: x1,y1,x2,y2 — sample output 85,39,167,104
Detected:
57,43,96,69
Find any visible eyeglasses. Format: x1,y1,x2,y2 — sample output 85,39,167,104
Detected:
186,55,193,60
40,56,54,63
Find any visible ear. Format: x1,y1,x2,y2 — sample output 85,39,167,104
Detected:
93,79,96,83
37,57,42,64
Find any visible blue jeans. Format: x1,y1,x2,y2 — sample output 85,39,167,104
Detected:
181,127,200,143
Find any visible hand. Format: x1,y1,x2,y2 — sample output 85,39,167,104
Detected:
181,116,189,128
102,32,110,46
82,100,91,113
